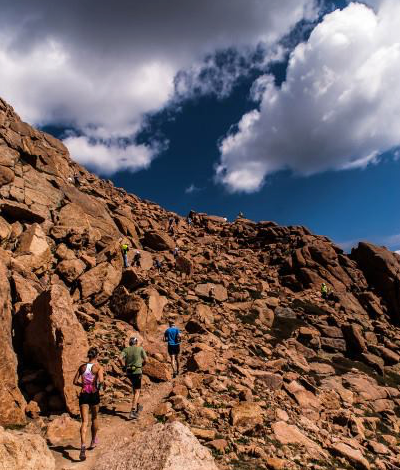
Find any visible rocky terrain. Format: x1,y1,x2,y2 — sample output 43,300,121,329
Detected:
0,96,400,470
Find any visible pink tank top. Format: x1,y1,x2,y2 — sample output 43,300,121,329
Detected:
82,363,97,393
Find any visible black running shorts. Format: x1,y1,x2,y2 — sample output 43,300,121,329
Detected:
127,373,142,390
79,392,100,406
168,344,180,356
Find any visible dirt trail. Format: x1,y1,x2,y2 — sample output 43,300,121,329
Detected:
52,381,173,470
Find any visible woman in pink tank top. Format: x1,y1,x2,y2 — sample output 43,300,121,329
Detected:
74,347,104,461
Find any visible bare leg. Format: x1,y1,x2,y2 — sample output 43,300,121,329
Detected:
90,405,99,447
170,355,176,375
132,389,141,411
175,354,180,374
80,405,89,448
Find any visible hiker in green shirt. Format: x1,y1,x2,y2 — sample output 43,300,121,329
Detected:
120,337,147,419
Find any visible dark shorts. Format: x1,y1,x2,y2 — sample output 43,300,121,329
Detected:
168,344,180,356
127,373,142,390
79,392,100,407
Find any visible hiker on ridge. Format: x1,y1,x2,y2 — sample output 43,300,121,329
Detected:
164,319,181,378
321,282,328,299
121,243,129,268
133,250,141,267
168,216,175,235
120,337,147,420
73,347,104,461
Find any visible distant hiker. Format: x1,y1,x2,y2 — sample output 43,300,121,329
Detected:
164,319,181,378
173,247,179,258
121,244,129,268
154,259,162,273
133,250,141,267
321,283,328,299
187,216,192,227
237,211,244,219
73,347,104,461
74,172,81,186
120,337,147,420
168,217,175,235
209,285,216,305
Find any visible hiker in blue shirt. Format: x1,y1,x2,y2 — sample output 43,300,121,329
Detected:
164,319,181,378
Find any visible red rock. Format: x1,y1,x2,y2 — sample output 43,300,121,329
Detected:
208,439,228,453
25,285,88,415
56,259,86,283
0,261,26,426
230,402,263,431
46,414,80,445
96,421,218,470
176,255,193,276
15,223,51,273
330,442,370,470
111,286,157,332
0,426,55,470
352,242,400,322
272,421,327,459
143,357,172,382
187,351,215,373
143,230,175,251
79,261,121,305
25,401,41,419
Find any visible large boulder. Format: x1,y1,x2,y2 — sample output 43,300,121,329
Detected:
15,223,51,273
143,230,175,251
230,402,263,432
0,261,26,425
96,421,218,470
79,261,121,305
352,242,400,323
56,259,86,283
24,285,88,415
0,426,55,470
110,286,157,333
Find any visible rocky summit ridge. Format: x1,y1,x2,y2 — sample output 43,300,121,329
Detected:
0,96,400,470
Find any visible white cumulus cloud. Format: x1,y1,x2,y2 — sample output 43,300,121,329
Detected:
217,0,400,192
0,0,316,175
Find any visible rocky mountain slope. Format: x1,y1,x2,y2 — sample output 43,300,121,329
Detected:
0,96,400,470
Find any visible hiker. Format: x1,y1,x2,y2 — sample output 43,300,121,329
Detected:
73,347,104,461
154,259,162,273
168,217,175,235
120,337,147,420
133,250,141,267
173,247,179,258
237,211,244,219
164,319,181,378
321,282,328,299
121,243,129,268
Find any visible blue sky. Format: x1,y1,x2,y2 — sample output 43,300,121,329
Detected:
1,0,399,251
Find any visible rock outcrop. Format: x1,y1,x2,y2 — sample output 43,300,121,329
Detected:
96,421,219,470
0,426,55,470
0,260,26,425
24,285,88,414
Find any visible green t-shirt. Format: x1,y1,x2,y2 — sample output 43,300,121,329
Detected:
121,346,147,375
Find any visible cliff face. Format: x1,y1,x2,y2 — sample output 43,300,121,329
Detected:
1,97,400,469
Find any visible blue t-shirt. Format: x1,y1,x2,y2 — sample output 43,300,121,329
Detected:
165,327,180,346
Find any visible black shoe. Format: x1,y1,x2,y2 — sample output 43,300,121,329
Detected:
79,447,86,461
129,410,138,420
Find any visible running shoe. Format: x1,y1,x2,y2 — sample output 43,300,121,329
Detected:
129,410,138,420
79,446,86,461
